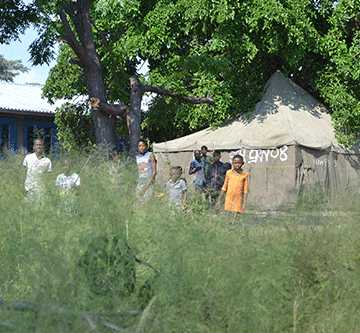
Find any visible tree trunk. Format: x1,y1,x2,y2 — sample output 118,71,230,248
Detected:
58,1,215,155
60,0,116,150
85,70,116,149
79,4,116,149
128,77,143,156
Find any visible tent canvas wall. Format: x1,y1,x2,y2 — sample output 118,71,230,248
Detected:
153,71,360,209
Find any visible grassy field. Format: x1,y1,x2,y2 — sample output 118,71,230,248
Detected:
1,152,360,332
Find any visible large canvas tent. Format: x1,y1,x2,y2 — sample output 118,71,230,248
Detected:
153,71,360,209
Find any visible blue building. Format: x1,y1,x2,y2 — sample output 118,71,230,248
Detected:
0,81,130,154
0,82,63,154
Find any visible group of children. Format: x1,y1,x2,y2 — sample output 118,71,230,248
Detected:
136,140,249,215
23,138,248,216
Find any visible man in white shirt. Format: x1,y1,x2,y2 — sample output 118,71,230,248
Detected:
23,139,52,195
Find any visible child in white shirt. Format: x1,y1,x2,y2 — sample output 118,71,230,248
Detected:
166,166,187,210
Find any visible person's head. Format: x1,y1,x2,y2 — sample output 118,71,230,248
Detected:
110,149,121,160
201,145,208,156
33,139,43,155
137,139,148,155
212,150,221,163
62,158,73,175
170,166,182,182
232,155,244,172
194,150,201,160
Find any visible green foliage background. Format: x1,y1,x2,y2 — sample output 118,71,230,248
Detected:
1,151,360,331
54,102,96,152
35,0,360,146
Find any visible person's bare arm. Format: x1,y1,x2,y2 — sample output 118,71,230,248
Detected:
182,190,187,209
242,174,249,211
189,163,202,175
242,193,248,211
215,190,225,210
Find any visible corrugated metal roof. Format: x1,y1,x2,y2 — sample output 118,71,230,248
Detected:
0,81,69,114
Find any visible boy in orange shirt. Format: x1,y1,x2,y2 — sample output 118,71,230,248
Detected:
215,155,248,215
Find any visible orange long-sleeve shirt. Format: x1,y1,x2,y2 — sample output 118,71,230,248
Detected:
222,169,249,213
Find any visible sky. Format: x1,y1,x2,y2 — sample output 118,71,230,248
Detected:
0,0,55,85
0,27,56,85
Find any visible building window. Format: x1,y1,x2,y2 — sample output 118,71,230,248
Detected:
27,126,53,154
0,124,10,152
44,127,53,153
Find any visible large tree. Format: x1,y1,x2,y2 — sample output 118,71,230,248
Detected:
129,0,325,138
32,0,123,149
36,0,360,148
31,0,213,154
133,0,360,146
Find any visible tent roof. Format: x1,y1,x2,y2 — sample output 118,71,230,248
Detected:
154,71,358,153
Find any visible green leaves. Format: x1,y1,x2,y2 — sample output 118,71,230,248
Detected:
314,0,360,145
42,44,86,103
0,0,36,44
0,54,29,82
21,0,360,146
54,102,96,152
128,0,329,142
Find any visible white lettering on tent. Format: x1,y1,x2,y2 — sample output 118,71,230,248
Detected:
230,146,288,164
279,146,288,161
312,158,337,168
262,149,271,162
248,149,260,164
270,148,279,159
229,149,246,161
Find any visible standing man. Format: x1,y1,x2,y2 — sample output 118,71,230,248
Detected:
189,149,205,191
200,145,212,187
209,151,230,203
23,138,52,197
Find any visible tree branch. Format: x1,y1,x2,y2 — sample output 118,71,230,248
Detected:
56,35,69,43
83,0,97,8
135,256,161,274
90,98,129,120
68,58,84,68
91,19,117,82
143,85,215,105
3,301,135,333
58,10,93,69
62,2,76,22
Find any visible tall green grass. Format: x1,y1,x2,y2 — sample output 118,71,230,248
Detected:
1,151,360,332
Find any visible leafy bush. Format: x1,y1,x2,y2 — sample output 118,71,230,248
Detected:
79,235,136,297
54,102,96,153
